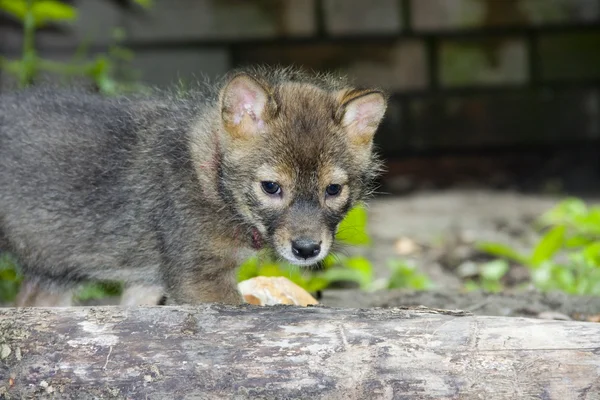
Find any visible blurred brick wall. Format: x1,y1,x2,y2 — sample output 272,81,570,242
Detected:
1,0,600,191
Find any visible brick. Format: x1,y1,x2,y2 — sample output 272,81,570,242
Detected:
409,90,599,149
0,71,18,92
0,23,22,55
412,0,599,31
131,48,230,87
38,0,124,49
281,1,316,36
373,98,407,155
539,33,600,81
3,46,230,91
323,0,401,35
440,38,528,87
520,0,600,25
412,0,481,31
30,52,105,89
127,0,315,42
235,40,428,91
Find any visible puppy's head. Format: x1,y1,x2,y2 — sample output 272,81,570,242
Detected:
217,70,386,265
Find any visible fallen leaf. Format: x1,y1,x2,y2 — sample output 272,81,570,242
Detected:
238,276,318,306
394,237,419,256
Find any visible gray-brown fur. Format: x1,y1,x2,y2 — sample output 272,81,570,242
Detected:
0,66,387,305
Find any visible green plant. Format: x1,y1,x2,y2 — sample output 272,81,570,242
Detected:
386,259,433,290
0,0,149,94
463,259,509,293
0,251,125,304
0,253,22,302
74,281,124,302
478,198,600,295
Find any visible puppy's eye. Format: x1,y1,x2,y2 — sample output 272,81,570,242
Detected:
261,181,281,195
326,184,342,197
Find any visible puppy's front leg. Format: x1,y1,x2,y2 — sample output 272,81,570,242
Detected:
15,279,74,307
163,261,244,305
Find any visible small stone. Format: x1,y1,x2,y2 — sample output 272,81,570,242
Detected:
46,385,54,394
456,261,479,278
143,374,152,383
0,344,11,360
15,347,22,360
394,237,419,255
459,229,478,244
39,380,49,389
149,364,161,378
452,245,473,261
537,311,572,321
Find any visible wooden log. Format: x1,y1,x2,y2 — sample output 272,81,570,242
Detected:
0,305,599,399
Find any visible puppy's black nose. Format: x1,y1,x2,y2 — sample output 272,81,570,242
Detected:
291,240,321,260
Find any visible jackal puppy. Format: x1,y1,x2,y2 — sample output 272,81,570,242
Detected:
0,67,387,305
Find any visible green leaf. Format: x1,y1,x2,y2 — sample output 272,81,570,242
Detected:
256,263,286,278
305,276,329,293
477,242,529,265
573,210,600,236
0,0,77,25
75,281,123,302
0,267,17,281
319,268,360,286
321,254,337,269
540,198,587,225
237,256,259,282
31,0,77,25
344,256,373,274
0,254,22,302
531,261,553,288
479,260,509,281
0,0,28,21
481,279,503,293
406,274,433,290
336,205,370,245
463,280,480,292
553,267,575,292
531,225,565,266
564,236,595,248
133,0,153,8
386,260,432,290
320,256,373,289
583,242,600,265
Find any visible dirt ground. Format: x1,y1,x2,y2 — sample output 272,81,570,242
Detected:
320,289,600,321
326,188,600,320
356,189,596,287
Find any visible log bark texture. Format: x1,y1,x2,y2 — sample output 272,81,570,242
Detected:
0,304,599,399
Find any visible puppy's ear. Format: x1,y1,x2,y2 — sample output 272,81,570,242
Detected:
220,73,273,139
336,90,387,146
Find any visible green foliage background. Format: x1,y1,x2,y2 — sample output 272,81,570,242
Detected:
477,198,600,295
0,0,149,93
